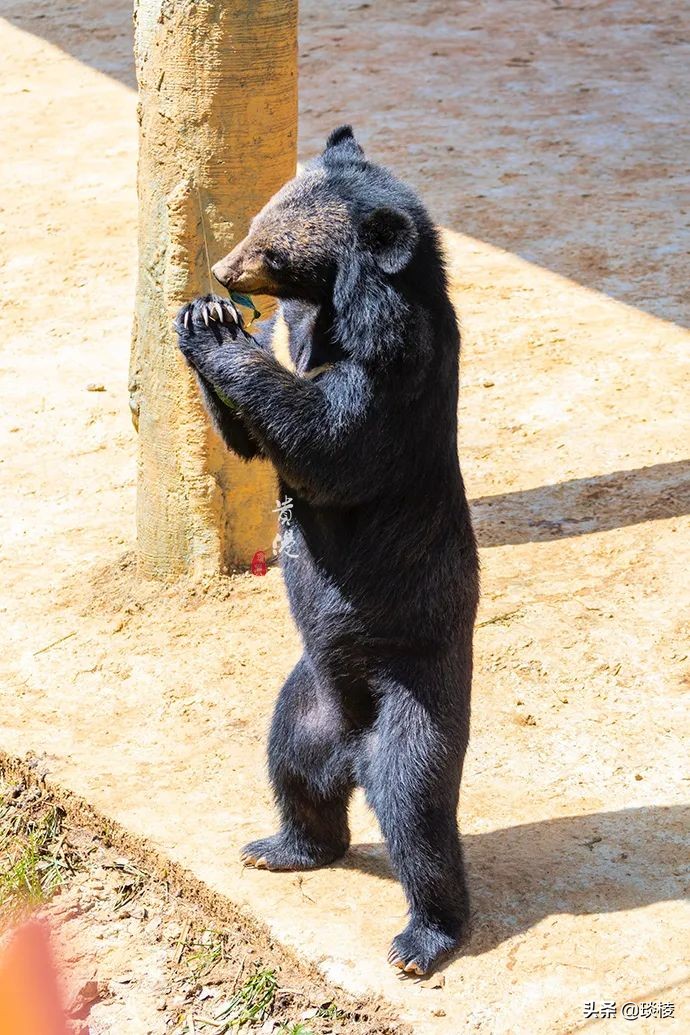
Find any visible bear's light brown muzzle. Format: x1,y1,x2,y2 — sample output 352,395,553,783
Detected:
212,240,276,295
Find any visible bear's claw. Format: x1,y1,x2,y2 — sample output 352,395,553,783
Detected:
388,917,464,977
241,851,268,869
176,295,243,339
240,833,348,872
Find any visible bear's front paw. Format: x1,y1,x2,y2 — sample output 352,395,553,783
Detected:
175,294,244,369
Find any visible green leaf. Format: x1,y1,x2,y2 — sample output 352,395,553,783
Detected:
230,291,261,321
214,386,239,411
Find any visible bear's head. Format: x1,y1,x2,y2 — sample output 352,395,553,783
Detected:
212,126,436,307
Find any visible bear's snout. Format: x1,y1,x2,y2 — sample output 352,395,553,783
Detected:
212,241,275,295
211,246,243,289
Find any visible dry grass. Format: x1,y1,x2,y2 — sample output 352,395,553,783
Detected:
0,781,80,922
0,772,406,1034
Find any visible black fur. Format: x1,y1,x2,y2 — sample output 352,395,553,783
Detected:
175,128,479,975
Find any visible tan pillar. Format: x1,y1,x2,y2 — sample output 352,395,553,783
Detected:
130,0,297,577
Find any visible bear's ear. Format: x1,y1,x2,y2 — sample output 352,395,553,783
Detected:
359,207,419,274
323,124,365,164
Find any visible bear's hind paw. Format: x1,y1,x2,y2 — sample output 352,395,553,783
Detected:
388,917,465,977
240,833,347,872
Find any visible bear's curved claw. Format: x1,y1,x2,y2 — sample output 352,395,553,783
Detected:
178,296,243,334
388,918,462,977
226,300,241,324
241,851,267,869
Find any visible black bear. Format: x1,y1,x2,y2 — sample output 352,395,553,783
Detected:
175,126,479,976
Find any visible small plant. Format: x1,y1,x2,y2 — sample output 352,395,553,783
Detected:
108,859,150,910
0,786,79,920
214,965,278,1028
0,833,46,909
98,818,118,848
316,1001,348,1021
181,928,231,980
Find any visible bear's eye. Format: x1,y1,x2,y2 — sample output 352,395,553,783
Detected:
264,248,286,271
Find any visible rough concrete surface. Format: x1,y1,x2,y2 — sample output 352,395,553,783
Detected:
131,0,295,578
0,1,688,1033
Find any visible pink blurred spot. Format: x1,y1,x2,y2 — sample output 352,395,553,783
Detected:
0,920,68,1035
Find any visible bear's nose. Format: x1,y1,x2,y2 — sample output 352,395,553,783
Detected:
212,239,247,287
211,257,235,287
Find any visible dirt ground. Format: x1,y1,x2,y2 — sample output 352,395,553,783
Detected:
0,771,405,1034
0,1,689,1034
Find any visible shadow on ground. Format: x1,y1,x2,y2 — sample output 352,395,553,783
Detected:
471,459,690,547
2,0,136,87
5,0,688,327
340,804,689,955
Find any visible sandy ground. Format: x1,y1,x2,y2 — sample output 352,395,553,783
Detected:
0,772,404,1034
1,1,689,1033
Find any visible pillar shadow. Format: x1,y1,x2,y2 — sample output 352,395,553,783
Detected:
469,459,690,547
2,0,136,88
5,1,688,326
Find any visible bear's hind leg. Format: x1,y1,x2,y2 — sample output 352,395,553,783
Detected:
365,667,471,975
242,654,354,871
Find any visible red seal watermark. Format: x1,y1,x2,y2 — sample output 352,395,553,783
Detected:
251,550,268,576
